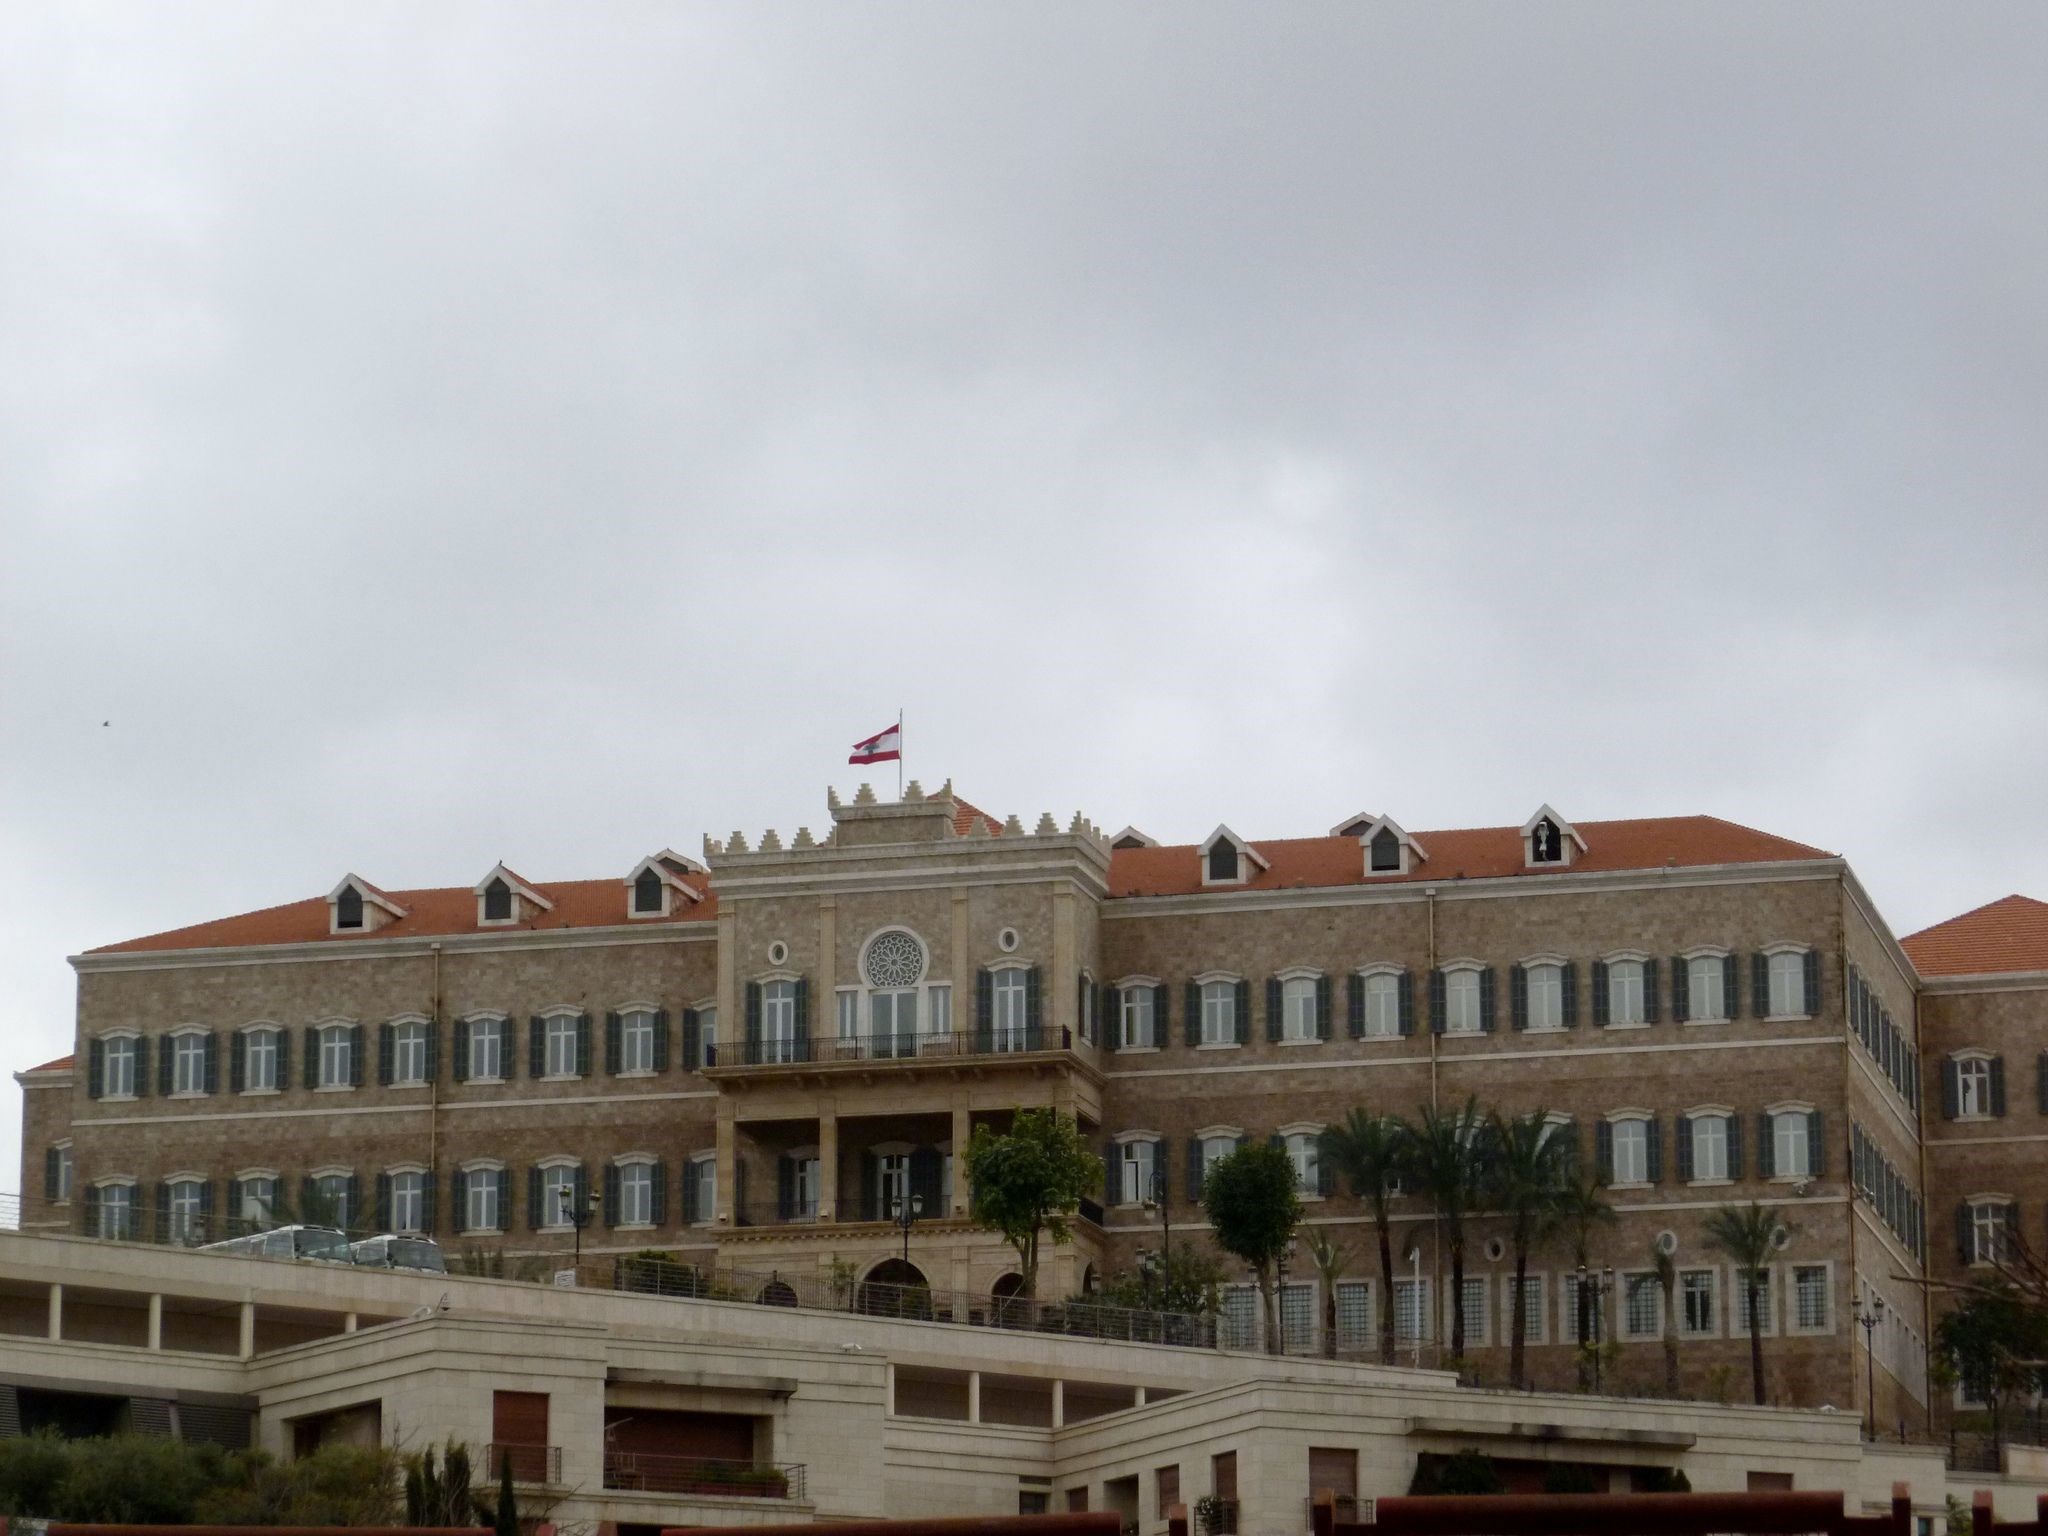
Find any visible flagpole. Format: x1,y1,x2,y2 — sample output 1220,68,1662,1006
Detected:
897,708,904,799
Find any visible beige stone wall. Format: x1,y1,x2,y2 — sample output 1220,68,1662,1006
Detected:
17,1072,74,1228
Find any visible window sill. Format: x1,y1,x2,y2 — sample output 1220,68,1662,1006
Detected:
1115,1044,1160,1055
314,1083,356,1093
1439,1029,1484,1040
1765,1014,1812,1024
1602,1021,1649,1032
614,1221,655,1232
1277,1037,1322,1048
1769,1174,1814,1186
1196,1041,1242,1051
238,1086,280,1098
1681,1017,1730,1028
464,1076,506,1087
168,1090,209,1101
387,1080,432,1091
1607,1180,1652,1192
99,1094,138,1104
539,1073,583,1084
614,1068,656,1079
1688,1177,1734,1188
1519,1025,1568,1036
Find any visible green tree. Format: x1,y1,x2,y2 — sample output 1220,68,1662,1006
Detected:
1319,1110,1411,1364
494,1450,519,1536
1488,1109,1571,1389
1303,1229,1351,1357
1933,1280,2048,1454
1092,1243,1227,1316
1705,1202,1787,1405
1406,1097,1492,1362
51,1435,219,1523
1200,1141,1303,1353
965,1109,1103,1298
0,1430,72,1517
1552,1172,1617,1388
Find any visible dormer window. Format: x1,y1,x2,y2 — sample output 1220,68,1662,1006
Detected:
1521,805,1586,869
633,868,663,915
335,885,364,929
474,863,551,928
1199,826,1267,888
1370,828,1401,872
483,878,512,922
326,874,405,936
1357,816,1424,878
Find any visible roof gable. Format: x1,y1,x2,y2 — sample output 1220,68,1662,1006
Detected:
1903,895,2048,977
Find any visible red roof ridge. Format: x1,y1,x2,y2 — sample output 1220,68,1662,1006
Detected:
1901,894,2048,977
23,1054,76,1073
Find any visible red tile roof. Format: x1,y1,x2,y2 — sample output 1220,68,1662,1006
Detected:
950,796,1000,836
23,1054,75,1073
91,875,716,955
1106,815,1832,898
1902,895,2048,977
84,813,1830,958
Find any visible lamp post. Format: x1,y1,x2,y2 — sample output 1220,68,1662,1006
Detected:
1856,1296,1886,1440
891,1191,924,1268
558,1183,599,1269
1579,1263,1614,1394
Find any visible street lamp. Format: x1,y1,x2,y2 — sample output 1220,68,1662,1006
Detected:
1856,1296,1886,1440
891,1192,924,1268
1578,1263,1615,1394
557,1183,600,1269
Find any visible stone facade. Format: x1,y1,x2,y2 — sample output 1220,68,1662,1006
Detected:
15,787,2048,1433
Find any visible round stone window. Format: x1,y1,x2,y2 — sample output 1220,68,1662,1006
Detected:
997,927,1020,954
864,931,925,989
766,940,789,966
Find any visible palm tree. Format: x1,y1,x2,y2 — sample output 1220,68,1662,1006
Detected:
1489,1109,1572,1390
1552,1172,1617,1389
1406,1097,1491,1362
1303,1229,1351,1357
1319,1110,1411,1363
1705,1202,1786,1406
1650,1241,1681,1397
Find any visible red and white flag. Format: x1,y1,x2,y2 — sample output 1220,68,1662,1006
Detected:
849,723,902,764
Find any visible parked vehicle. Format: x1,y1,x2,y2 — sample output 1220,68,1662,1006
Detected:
349,1234,447,1274
199,1224,352,1263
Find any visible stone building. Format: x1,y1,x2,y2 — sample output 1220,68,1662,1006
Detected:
15,782,2048,1434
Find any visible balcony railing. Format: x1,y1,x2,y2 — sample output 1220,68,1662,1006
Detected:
485,1442,562,1486
604,1451,806,1500
706,1026,1073,1069
1196,1498,1238,1535
612,1256,1219,1347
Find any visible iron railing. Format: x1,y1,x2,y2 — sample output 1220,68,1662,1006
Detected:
1195,1498,1238,1535
484,1442,563,1486
0,1193,20,1231
707,1026,1074,1068
603,1451,805,1500
611,1256,1219,1346
733,1193,1102,1229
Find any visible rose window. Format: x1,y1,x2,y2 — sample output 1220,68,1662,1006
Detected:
864,931,925,988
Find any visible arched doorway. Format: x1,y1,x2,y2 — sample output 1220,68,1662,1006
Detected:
990,1271,1031,1328
858,1258,932,1319
758,1278,798,1307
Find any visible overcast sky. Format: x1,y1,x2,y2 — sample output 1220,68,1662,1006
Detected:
2,4,2044,1192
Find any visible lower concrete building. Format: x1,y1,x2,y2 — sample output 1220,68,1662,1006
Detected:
3,1228,2046,1533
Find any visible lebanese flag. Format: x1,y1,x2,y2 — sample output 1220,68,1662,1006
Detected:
849,723,902,764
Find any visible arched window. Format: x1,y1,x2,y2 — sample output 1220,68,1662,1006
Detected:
1369,827,1401,872
1208,842,1239,882
336,885,365,930
633,867,664,915
483,877,512,922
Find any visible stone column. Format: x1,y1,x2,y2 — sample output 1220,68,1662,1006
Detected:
818,898,838,1044
818,1110,839,1221
47,1282,61,1341
147,1293,163,1350
968,1370,981,1424
951,893,971,1010
239,1299,256,1359
1052,1378,1065,1429
716,908,739,1046
1134,1385,1147,1406
1052,888,1076,1037
951,1101,973,1215
716,1106,737,1226
344,1311,358,1333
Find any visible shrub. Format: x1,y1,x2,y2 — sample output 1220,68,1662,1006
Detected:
0,1430,72,1517
1409,1449,1503,1496
52,1434,221,1523
1541,1463,1599,1494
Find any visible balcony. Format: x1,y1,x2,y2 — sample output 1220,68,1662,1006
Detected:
705,1026,1075,1073
484,1442,562,1486
604,1451,806,1501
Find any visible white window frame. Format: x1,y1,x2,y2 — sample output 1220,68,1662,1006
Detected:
95,1177,139,1240
1443,963,1483,1035
387,1165,427,1234
1764,944,1811,1018
1689,1108,1733,1184
99,1031,140,1100
1502,1271,1546,1344
164,1173,207,1244
1954,1053,1995,1120
688,1153,717,1225
462,1160,504,1233
169,1028,209,1096
693,1001,718,1069
1195,1126,1241,1181
1788,1261,1834,1335
618,1006,658,1075
615,1157,656,1228
1684,947,1730,1024
389,1017,431,1086
1335,1279,1374,1352
1279,971,1321,1044
1197,974,1240,1047
1394,1276,1433,1346
536,1156,581,1231
1679,1267,1720,1338
1117,977,1159,1051
1116,1135,1160,1207
1358,966,1402,1039
541,1010,581,1079
1769,1103,1814,1180
236,1169,279,1226
1280,1125,1323,1198
851,927,948,1054
1967,1198,2012,1267
465,1015,507,1083
51,1140,74,1204
316,1022,355,1090
310,1167,354,1229
1609,1112,1652,1187
1728,1263,1778,1337
758,975,800,1062
989,961,1031,1051
1447,1274,1490,1347
240,1024,281,1094
1620,1269,1662,1340
1523,958,1565,1032
1603,952,1648,1029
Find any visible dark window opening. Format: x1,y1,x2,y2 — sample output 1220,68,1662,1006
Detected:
1369,828,1401,872
1531,819,1562,863
1207,842,1240,882
335,886,364,929
483,878,513,921
633,868,663,914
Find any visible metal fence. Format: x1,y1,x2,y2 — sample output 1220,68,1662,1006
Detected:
708,1026,1074,1068
484,1441,563,1486
603,1451,806,1500
0,1192,19,1232
612,1255,1219,1347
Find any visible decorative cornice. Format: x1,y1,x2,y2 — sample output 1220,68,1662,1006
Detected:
71,921,716,975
